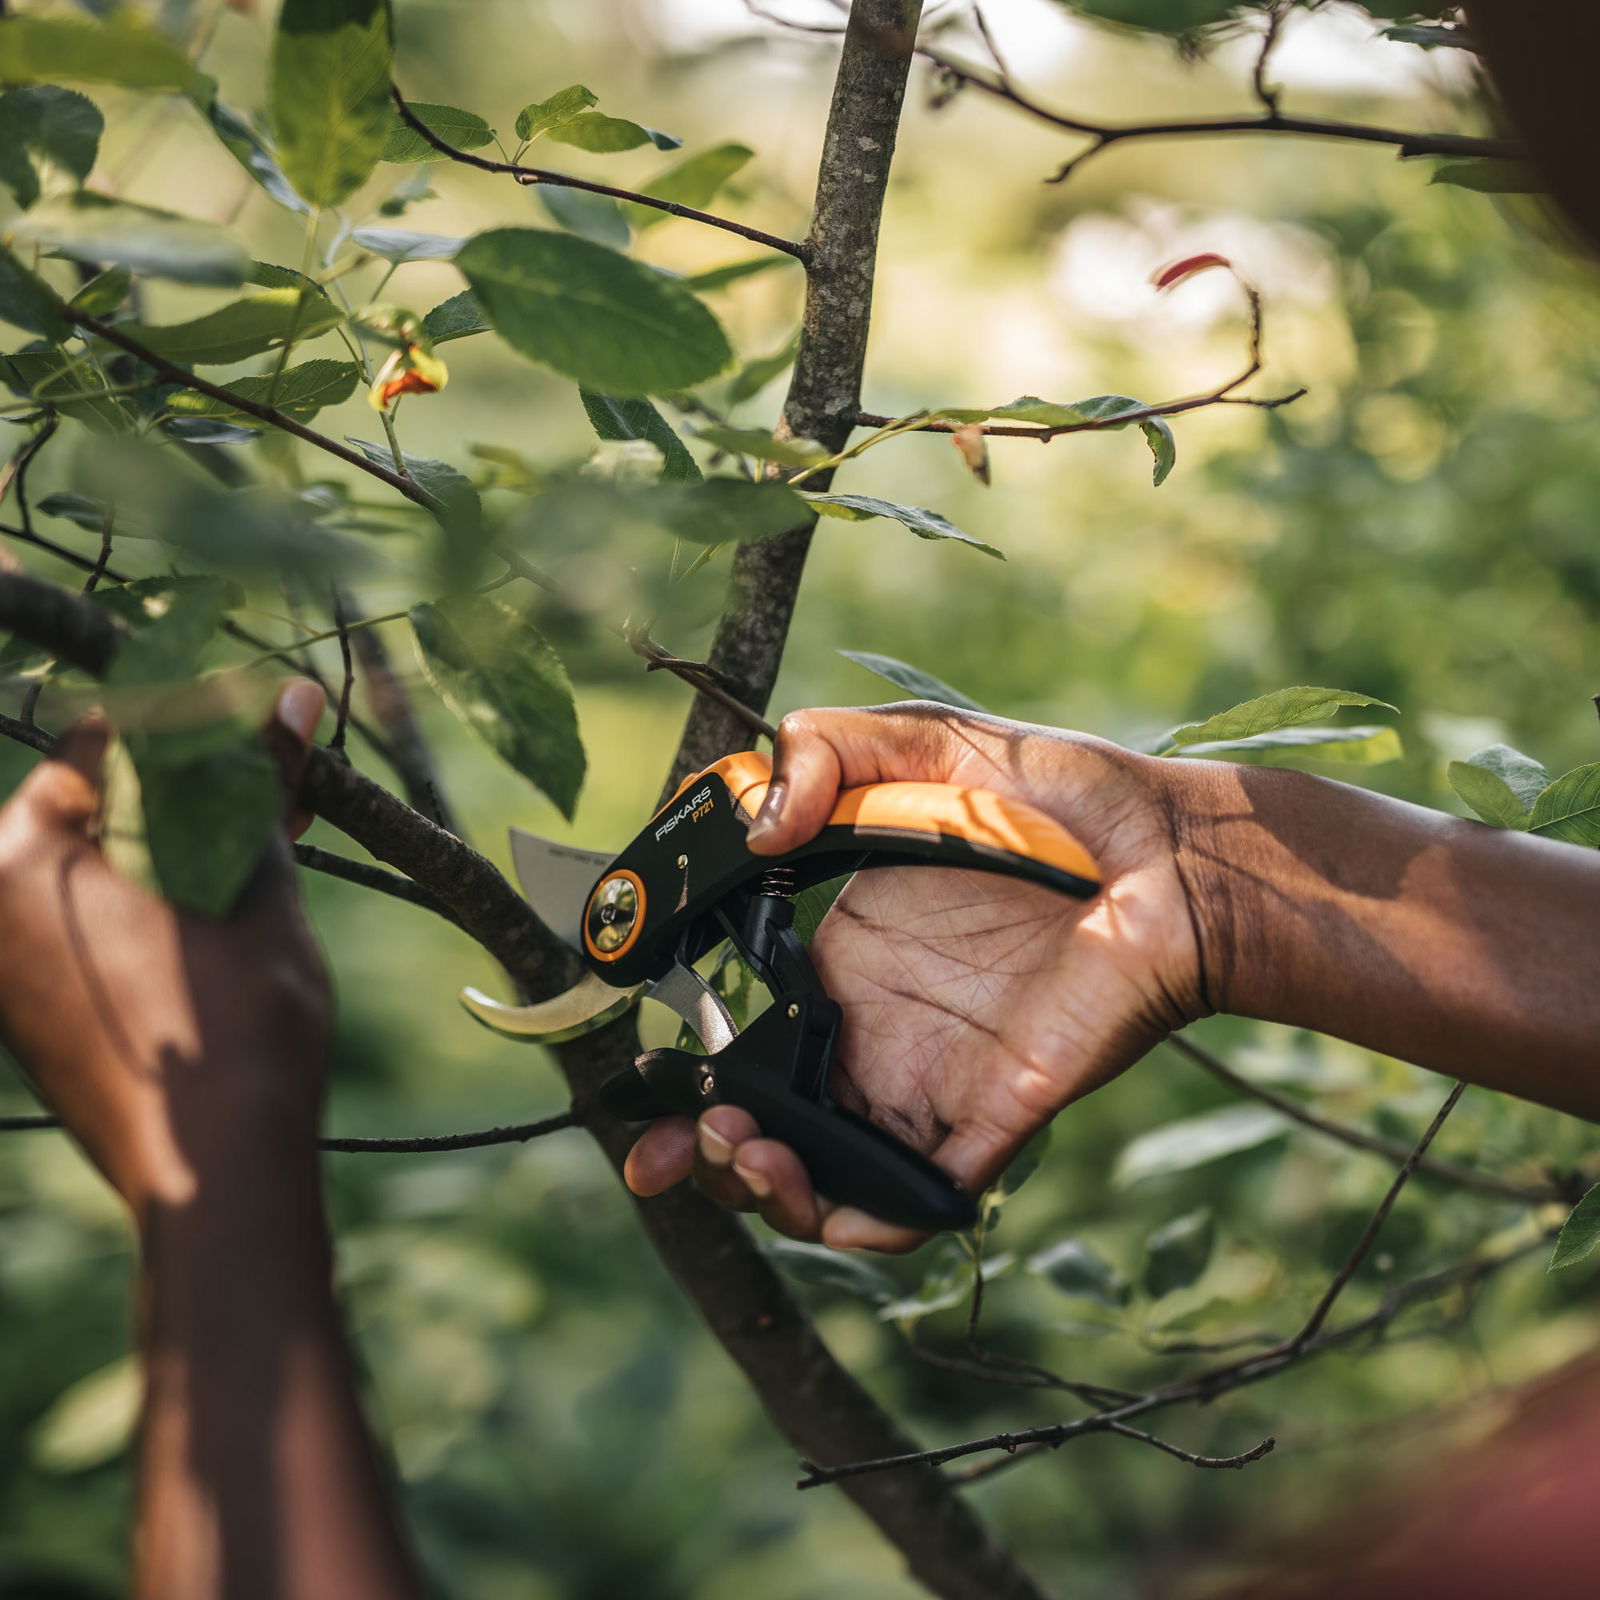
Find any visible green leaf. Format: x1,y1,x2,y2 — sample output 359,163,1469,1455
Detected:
791,878,844,945
0,13,210,96
9,194,248,287
626,142,753,229
270,0,393,208
0,86,103,210
647,478,807,544
38,491,117,534
422,289,491,345
205,100,309,214
1142,1209,1215,1298
31,1356,139,1475
837,649,987,713
1528,764,1600,847
0,241,70,340
91,576,245,631
1049,0,1239,34
165,359,359,425
727,335,798,405
457,228,731,395
1447,760,1530,829
110,289,343,365
762,1240,896,1306
1176,724,1403,765
68,265,131,318
692,425,827,468
685,255,797,293
0,345,132,429
1164,686,1398,750
382,101,493,163
1463,743,1549,808
410,596,585,818
1550,1183,1600,1271
1431,160,1540,195
1026,1238,1127,1308
1114,1104,1290,1186
546,112,680,154
938,393,1177,484
345,435,482,535
538,185,631,251
801,492,1002,558
580,390,700,482
1382,23,1476,49
514,84,598,143
1142,416,1176,486
350,226,463,263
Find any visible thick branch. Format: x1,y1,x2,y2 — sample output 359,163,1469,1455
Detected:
389,87,808,260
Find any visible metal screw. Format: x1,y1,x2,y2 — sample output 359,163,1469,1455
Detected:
786,1003,799,1019
699,1069,715,1095
676,854,688,869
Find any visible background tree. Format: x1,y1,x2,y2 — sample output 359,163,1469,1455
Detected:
1,2,1598,1597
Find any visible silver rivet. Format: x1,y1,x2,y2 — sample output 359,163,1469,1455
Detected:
700,1070,715,1095
786,1003,799,1019
676,854,687,869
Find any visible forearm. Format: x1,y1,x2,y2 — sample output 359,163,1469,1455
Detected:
1175,760,1600,1117
135,1142,422,1600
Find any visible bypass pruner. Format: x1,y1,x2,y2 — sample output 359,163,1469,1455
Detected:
461,752,1102,1231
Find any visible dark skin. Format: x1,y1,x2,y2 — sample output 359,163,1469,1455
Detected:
7,695,1600,1596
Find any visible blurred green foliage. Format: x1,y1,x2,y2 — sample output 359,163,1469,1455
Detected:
2,2,1599,1597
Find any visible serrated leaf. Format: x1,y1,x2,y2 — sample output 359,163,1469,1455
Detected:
31,1356,139,1475
937,393,1176,484
1177,724,1402,765
382,101,493,163
514,84,598,143
0,241,70,340
0,86,103,210
626,141,753,229
1463,743,1549,808
546,111,680,154
166,359,359,425
1114,1104,1289,1187
205,100,309,214
1431,160,1540,194
1142,1208,1215,1298
110,289,342,365
410,596,585,818
802,492,1001,558
538,184,631,250
422,289,491,345
580,390,700,482
9,194,248,286
1026,1238,1127,1307
693,425,827,468
685,255,797,293
0,13,209,95
457,228,731,395
1550,1183,1600,1271
1447,759,1529,829
762,1240,896,1306
350,226,463,264
1165,686,1398,750
67,265,130,317
0,345,132,429
270,0,392,208
1528,764,1600,847
838,649,987,713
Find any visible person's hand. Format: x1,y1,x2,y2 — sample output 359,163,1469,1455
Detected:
624,702,1211,1252
0,680,333,1222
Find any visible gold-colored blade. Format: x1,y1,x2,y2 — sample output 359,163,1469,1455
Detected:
459,972,642,1043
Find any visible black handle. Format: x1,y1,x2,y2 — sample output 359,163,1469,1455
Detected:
600,1050,976,1232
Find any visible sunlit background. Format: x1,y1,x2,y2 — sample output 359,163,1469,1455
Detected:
4,3,1600,1596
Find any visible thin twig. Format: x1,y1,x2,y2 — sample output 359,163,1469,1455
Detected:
1103,1421,1275,1471
291,842,463,926
388,87,808,261
82,506,114,594
329,589,354,753
0,711,53,754
1167,1034,1558,1204
1251,2,1290,117
1,1108,580,1152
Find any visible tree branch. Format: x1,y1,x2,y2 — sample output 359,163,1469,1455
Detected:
389,86,809,261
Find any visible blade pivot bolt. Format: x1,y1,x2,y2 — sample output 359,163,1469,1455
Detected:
699,1066,716,1096
676,854,688,869
587,873,641,954
786,1002,799,1019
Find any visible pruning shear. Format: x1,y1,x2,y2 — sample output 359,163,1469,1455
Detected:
461,752,1102,1232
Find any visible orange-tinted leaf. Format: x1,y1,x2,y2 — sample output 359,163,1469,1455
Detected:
1152,252,1231,292
951,422,991,486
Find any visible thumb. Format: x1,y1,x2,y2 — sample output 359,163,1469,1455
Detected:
263,678,324,840
17,712,110,839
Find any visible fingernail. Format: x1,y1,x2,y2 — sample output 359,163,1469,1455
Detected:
698,1123,734,1169
278,679,325,744
734,1159,772,1200
745,780,787,845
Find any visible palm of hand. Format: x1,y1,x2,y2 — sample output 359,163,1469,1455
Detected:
811,856,1186,1195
